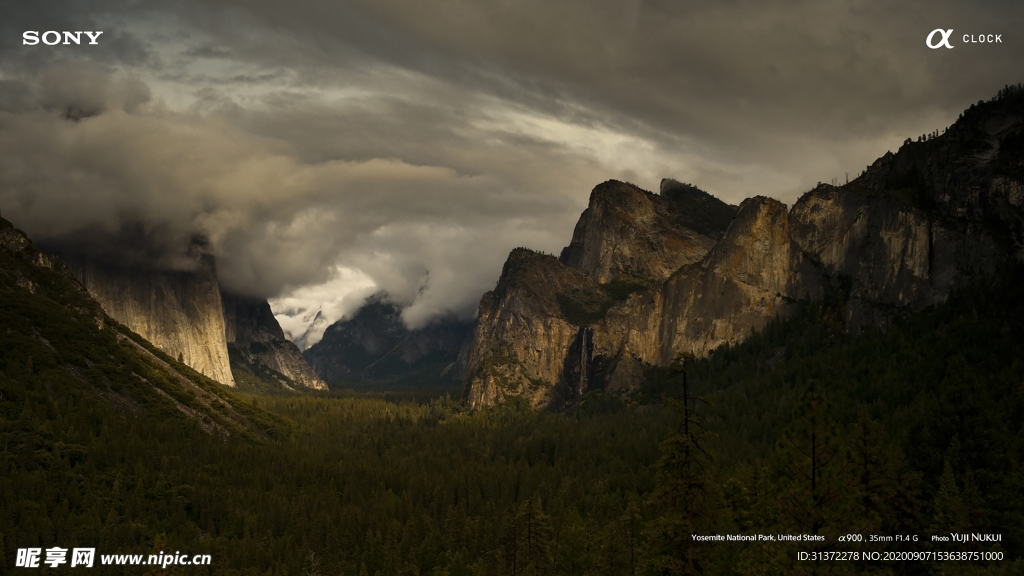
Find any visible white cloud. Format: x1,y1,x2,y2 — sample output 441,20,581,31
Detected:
270,266,378,348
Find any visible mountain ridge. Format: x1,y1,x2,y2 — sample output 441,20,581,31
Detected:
464,88,1024,409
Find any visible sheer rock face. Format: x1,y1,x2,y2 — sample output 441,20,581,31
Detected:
588,291,663,397
589,197,823,395
464,195,828,409
69,256,236,387
789,185,1000,332
657,196,822,361
67,256,328,390
466,183,740,409
559,179,734,283
221,292,327,390
464,249,600,409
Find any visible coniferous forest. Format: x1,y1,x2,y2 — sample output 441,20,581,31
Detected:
2,212,1023,575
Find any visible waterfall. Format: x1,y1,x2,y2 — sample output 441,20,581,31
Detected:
579,327,587,394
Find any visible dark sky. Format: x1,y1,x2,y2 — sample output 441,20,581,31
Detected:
1,0,1021,342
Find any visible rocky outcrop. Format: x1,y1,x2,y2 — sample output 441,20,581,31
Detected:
305,295,473,387
464,249,604,408
1,216,101,328
587,197,823,395
68,254,236,387
221,292,327,390
466,183,754,408
0,218,32,253
655,196,823,360
559,180,734,283
465,90,1024,409
789,184,1000,332
1,215,81,281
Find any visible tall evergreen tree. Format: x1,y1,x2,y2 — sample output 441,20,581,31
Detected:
645,353,718,576
770,382,859,575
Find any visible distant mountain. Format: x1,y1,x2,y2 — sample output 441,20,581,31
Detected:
465,88,1024,409
293,309,330,351
304,295,473,388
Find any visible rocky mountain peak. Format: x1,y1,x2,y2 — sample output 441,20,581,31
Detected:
497,248,599,318
706,196,793,293
558,180,733,284
659,178,738,238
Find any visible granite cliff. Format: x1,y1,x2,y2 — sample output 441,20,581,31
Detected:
465,90,1024,409
65,250,325,390
68,254,237,387
222,293,327,390
464,248,603,408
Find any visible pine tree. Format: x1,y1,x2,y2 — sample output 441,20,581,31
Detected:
523,497,553,575
770,382,858,575
931,461,966,534
774,382,852,535
645,352,718,576
850,413,886,528
736,464,779,576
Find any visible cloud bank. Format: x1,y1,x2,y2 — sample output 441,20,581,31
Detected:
0,0,1021,332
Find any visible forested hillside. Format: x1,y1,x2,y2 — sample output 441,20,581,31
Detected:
642,268,1024,574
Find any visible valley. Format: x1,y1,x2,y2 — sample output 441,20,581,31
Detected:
2,88,1024,575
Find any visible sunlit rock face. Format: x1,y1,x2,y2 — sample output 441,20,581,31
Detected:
465,180,744,409
559,179,734,284
465,94,1024,409
222,293,327,390
464,249,598,409
66,250,328,390
652,196,823,363
68,254,236,387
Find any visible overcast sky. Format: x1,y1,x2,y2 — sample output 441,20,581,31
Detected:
1,0,1021,343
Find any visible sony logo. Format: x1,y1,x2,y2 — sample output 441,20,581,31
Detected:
22,31,104,45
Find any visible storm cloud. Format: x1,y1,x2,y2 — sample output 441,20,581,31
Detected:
0,0,1021,335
